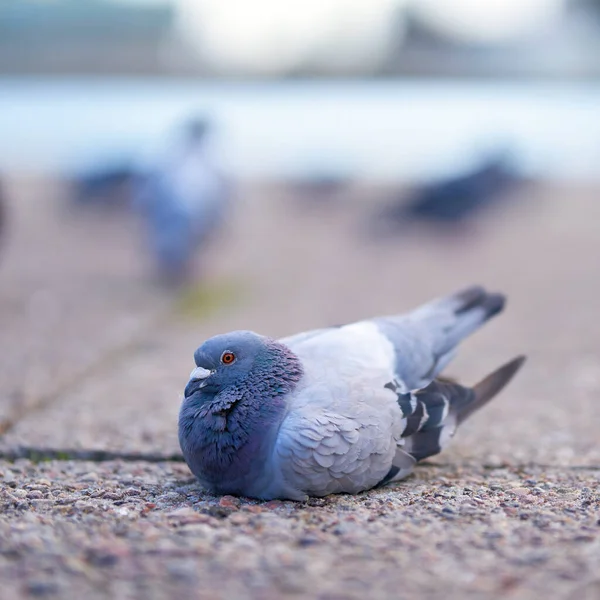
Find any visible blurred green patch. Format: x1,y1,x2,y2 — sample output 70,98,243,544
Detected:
173,279,244,321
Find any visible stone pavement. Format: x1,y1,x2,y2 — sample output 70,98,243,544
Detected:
0,178,599,599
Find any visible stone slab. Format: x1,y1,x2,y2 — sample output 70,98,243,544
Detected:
0,459,598,600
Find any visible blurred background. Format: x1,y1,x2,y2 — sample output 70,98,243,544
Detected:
1,0,600,461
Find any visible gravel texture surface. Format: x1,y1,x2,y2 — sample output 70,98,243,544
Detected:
0,460,599,600
0,179,599,599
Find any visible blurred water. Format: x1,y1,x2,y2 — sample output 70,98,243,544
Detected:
0,77,599,182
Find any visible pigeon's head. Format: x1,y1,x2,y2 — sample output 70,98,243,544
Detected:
179,330,303,493
183,331,303,401
185,331,266,397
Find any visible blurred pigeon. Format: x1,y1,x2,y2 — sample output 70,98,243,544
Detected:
70,161,136,209
374,154,522,234
134,118,232,284
179,286,525,500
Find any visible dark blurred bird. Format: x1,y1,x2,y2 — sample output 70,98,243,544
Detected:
133,118,232,285
69,161,136,209
373,153,523,235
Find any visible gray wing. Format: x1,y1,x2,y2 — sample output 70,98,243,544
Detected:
273,321,413,498
374,286,505,393
274,403,413,499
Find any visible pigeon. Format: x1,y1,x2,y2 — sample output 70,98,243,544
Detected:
69,161,136,209
179,286,525,500
373,153,523,234
133,118,232,284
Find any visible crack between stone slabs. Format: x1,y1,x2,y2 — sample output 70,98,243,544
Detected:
0,301,181,439
0,327,164,438
0,446,186,463
1,448,599,472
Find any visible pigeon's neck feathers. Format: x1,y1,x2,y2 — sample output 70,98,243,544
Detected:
226,342,303,402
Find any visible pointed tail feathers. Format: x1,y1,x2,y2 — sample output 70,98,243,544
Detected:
410,286,507,365
453,285,505,320
436,286,506,350
457,355,526,425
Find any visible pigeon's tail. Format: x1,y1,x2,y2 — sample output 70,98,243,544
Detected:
456,355,526,425
423,285,506,349
399,355,526,464
391,286,506,383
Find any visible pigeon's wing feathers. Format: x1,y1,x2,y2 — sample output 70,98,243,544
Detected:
282,321,397,387
375,286,505,392
275,406,400,497
400,381,471,462
275,322,405,497
376,448,417,486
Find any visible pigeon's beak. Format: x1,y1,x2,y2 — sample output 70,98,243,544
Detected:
190,366,212,381
184,366,213,398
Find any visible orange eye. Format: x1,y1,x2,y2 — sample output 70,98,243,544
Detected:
221,351,236,365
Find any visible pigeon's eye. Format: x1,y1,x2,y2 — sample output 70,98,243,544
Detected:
221,351,236,365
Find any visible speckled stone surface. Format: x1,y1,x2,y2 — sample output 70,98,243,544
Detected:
1,179,599,599
0,460,599,600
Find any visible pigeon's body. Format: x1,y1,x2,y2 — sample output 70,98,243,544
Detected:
179,287,524,500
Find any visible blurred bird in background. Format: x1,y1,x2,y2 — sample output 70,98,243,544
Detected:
64,116,233,287
70,160,136,210
371,151,525,236
133,117,233,286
